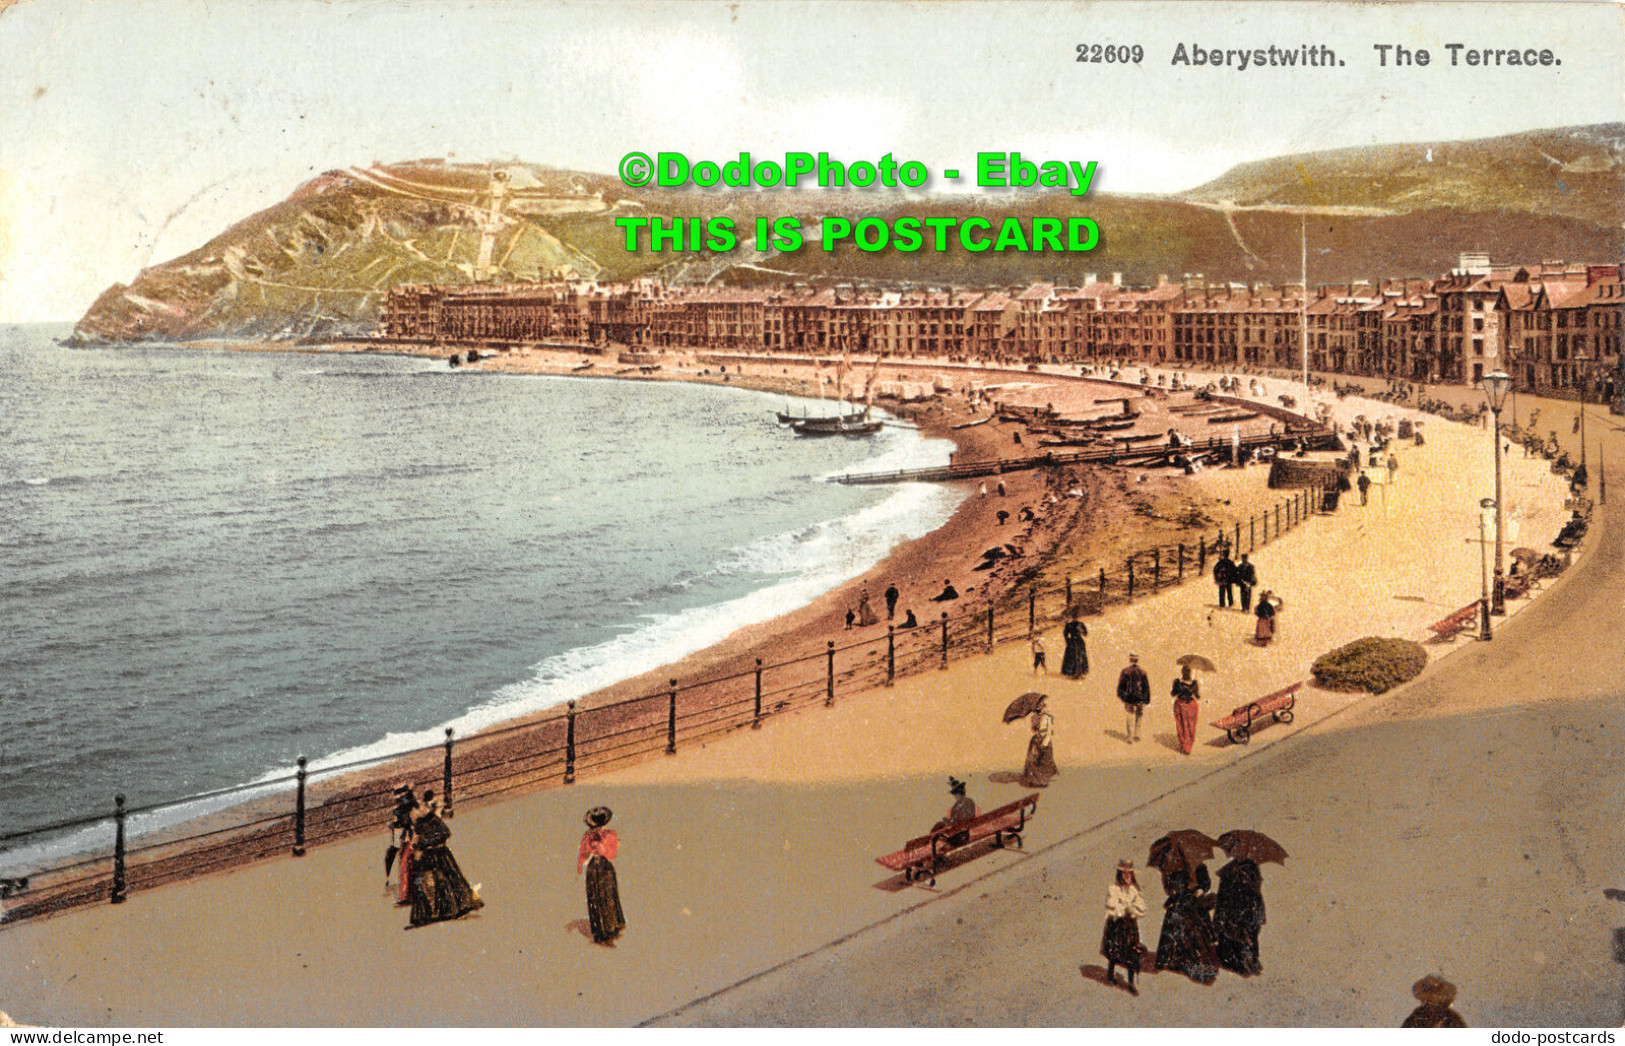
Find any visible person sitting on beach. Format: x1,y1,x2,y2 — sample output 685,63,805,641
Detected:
930,580,960,602
1018,506,1036,522
899,609,918,628
845,608,855,630
996,510,1010,526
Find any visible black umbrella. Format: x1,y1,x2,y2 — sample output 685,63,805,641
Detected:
1148,829,1219,872
1003,692,1048,723
1217,829,1288,865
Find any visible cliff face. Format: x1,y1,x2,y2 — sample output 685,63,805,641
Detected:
73,126,1625,343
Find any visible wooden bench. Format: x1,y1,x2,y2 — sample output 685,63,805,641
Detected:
1501,573,1533,601
1428,600,1483,640
1211,682,1300,745
876,794,1039,887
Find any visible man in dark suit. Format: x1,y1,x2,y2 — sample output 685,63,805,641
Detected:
1213,550,1236,608
1236,553,1257,612
1116,653,1151,743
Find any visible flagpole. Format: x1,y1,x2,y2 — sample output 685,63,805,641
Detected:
1301,216,1311,410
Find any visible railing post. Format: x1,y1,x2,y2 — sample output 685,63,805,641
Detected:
667,679,678,754
1234,521,1242,553
565,701,577,782
1199,535,1207,571
110,794,127,905
825,642,835,707
940,612,949,670
986,606,995,650
293,756,307,857
1028,587,1036,637
442,728,454,818
1178,543,1185,579
752,659,764,727
1153,548,1161,587
1065,574,1073,605
1127,558,1135,598
1249,516,1256,552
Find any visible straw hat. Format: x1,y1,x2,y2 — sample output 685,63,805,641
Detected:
584,806,613,829
1411,975,1457,1005
1117,859,1135,872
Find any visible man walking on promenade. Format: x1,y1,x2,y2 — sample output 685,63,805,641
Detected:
1236,553,1257,612
1358,471,1371,505
1117,653,1151,743
1214,549,1236,608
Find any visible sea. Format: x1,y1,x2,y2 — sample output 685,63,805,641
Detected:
0,326,960,870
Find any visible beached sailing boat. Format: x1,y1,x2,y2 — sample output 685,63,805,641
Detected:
790,339,882,436
776,349,871,425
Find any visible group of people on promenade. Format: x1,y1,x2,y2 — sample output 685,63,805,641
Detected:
1098,848,1268,994
384,789,624,946
1211,549,1284,646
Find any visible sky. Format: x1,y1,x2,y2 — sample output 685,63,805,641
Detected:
0,0,1620,322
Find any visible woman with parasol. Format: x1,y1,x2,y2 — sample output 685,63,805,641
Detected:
578,806,627,946
1253,590,1283,646
1020,697,1057,788
1100,860,1147,995
1212,830,1284,976
1170,660,1209,755
1060,616,1089,678
1150,831,1220,985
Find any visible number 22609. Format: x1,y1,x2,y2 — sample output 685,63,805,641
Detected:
1076,43,1144,63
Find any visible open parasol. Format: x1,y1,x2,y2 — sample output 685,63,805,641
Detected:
1175,653,1217,673
1003,692,1048,724
1216,829,1289,865
1147,829,1219,872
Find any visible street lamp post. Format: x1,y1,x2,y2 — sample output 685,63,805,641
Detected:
1478,497,1494,641
1482,371,1511,615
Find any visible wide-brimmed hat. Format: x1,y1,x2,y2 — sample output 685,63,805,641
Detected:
1117,859,1135,872
584,806,613,829
1411,975,1457,1005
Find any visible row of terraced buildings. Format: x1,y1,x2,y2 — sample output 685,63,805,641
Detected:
381,257,1625,403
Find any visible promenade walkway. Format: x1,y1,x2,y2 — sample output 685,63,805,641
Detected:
661,386,1625,1027
0,380,1594,1027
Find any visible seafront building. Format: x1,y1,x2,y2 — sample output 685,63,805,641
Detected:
381,255,1625,403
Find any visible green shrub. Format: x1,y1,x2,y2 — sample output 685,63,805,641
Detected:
1311,636,1429,694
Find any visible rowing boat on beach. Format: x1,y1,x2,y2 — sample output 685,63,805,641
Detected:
791,415,884,436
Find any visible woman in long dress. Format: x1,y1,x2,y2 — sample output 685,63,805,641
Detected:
406,791,484,928
1213,857,1266,976
1100,860,1147,995
855,589,879,627
1060,618,1089,678
1253,590,1280,645
1154,855,1219,984
1171,666,1200,755
1019,700,1058,787
578,806,626,945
